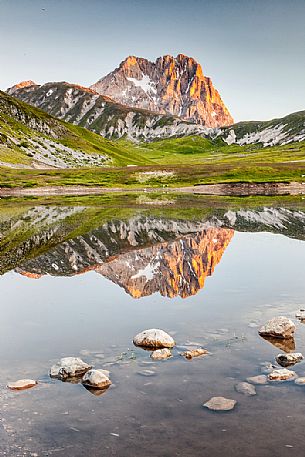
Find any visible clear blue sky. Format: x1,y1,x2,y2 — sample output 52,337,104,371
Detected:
0,0,304,121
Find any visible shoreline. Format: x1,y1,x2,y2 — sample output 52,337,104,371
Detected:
0,182,304,197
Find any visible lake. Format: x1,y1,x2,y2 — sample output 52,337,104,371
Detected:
0,194,305,456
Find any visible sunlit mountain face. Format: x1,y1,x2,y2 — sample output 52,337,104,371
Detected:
96,228,233,298
1,201,305,299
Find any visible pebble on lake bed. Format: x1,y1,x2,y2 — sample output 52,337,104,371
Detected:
276,352,303,367
133,329,175,349
50,357,92,380
137,369,156,377
203,397,237,411
246,375,268,385
268,368,297,382
7,379,38,390
82,369,111,390
235,382,256,396
181,348,209,360
258,316,295,339
150,348,172,360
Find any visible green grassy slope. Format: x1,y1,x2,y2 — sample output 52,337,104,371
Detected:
0,90,154,167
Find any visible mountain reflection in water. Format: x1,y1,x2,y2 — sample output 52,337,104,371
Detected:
1,202,305,299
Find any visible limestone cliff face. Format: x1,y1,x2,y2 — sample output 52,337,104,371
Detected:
91,54,233,128
96,227,234,299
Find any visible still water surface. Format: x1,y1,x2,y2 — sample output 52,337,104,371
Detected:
0,198,305,456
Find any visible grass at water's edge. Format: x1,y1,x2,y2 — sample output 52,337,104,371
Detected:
1,161,305,189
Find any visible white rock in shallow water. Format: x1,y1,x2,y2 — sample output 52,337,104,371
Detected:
268,368,297,381
235,382,256,396
246,375,268,385
203,397,236,411
50,357,92,380
181,348,209,359
133,329,175,349
295,377,305,385
258,316,295,339
150,348,172,360
7,379,37,390
82,369,111,389
276,352,303,367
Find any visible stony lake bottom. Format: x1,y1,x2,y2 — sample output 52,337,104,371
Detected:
0,195,305,457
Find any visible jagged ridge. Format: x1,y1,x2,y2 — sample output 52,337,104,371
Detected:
91,54,233,128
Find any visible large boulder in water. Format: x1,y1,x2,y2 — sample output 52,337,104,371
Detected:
133,329,175,349
50,357,92,380
258,316,295,339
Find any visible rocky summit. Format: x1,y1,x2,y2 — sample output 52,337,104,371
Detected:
90,54,234,128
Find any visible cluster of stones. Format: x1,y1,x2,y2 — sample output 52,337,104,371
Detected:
7,328,210,395
8,316,305,413
203,315,305,412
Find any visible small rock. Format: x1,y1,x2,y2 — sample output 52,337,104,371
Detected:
295,377,305,385
150,348,172,360
246,375,268,385
258,316,295,339
181,348,209,360
133,329,175,349
50,357,92,380
295,310,305,321
276,352,303,367
203,397,237,411
82,369,111,390
235,382,256,396
268,368,297,382
7,379,38,391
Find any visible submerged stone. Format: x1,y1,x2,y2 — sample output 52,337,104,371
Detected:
276,352,303,367
133,329,175,349
268,368,297,382
50,357,92,380
258,316,295,339
295,377,305,385
203,396,236,411
137,369,156,377
235,382,256,396
7,379,38,390
246,375,268,385
82,369,111,390
181,348,209,359
150,348,172,360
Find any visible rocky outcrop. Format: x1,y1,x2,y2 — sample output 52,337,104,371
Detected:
91,54,233,128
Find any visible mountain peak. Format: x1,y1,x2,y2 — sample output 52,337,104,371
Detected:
7,80,37,95
90,54,233,127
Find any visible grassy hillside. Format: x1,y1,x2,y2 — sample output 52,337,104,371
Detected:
0,90,154,167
